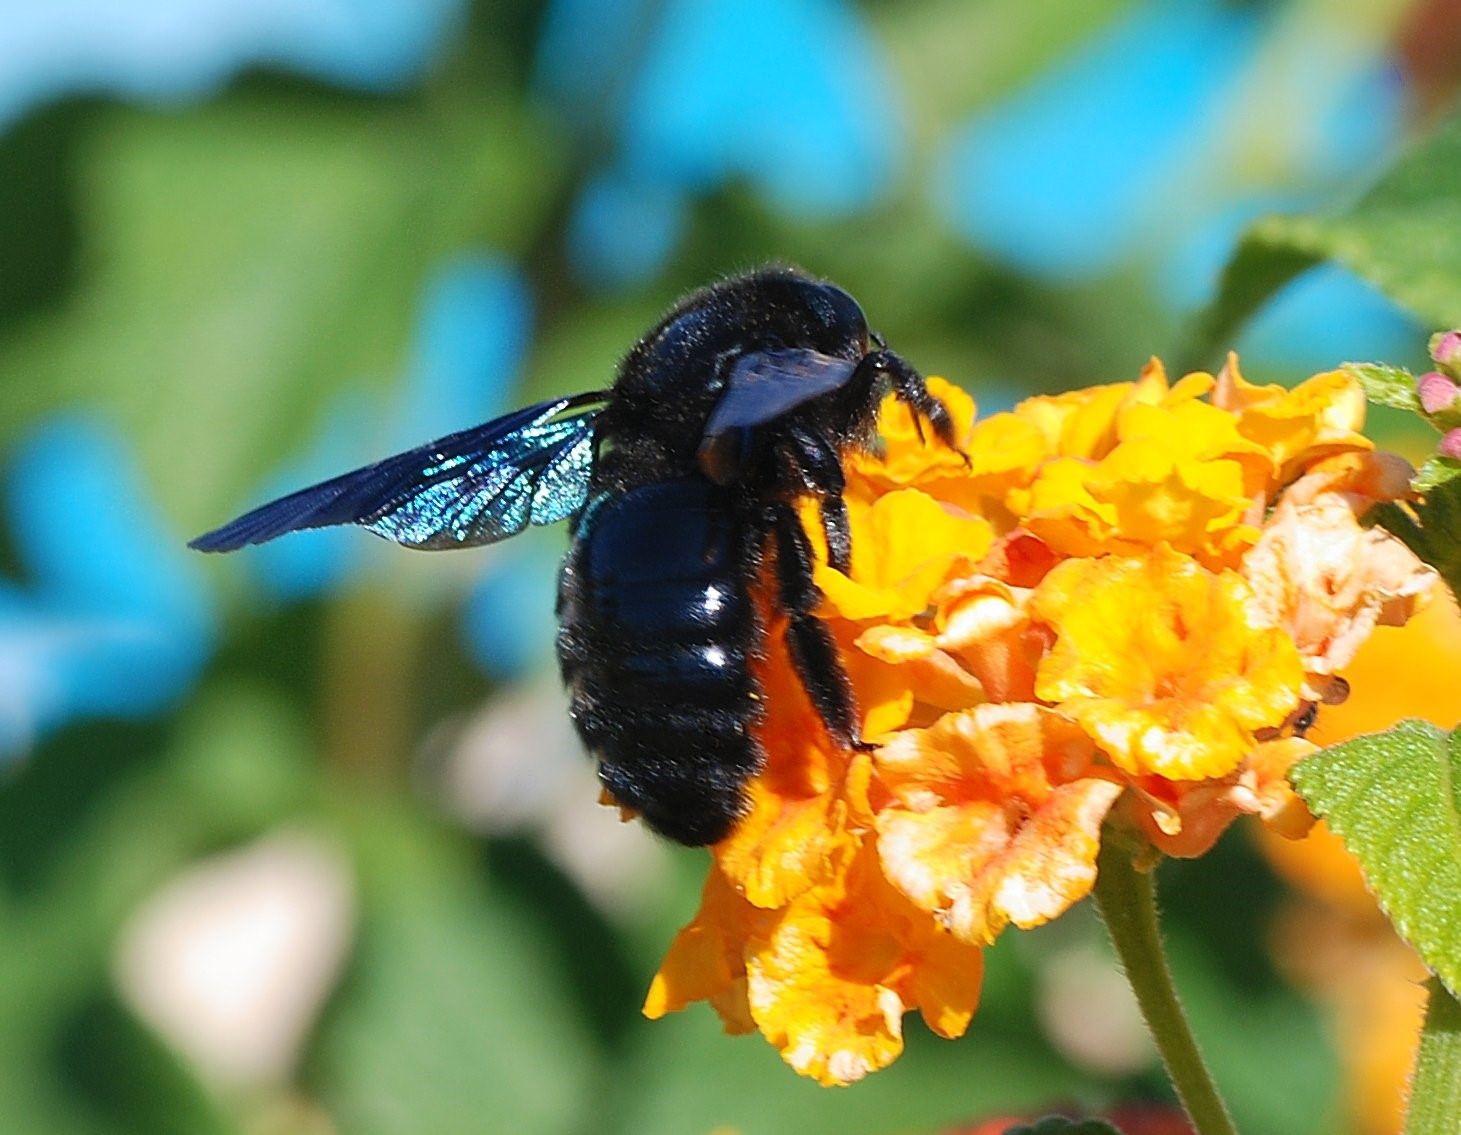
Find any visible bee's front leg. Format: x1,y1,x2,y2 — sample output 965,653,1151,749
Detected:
779,425,853,574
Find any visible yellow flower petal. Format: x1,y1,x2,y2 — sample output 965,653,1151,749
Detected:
644,866,764,1033
1032,547,1305,779
1212,353,1372,483
816,489,994,621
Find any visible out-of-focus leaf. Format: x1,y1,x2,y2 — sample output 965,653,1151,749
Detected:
1292,721,1461,999
876,0,1136,135
1185,108,1461,367
0,90,563,529
53,993,237,1135
1406,978,1461,1135
1369,478,1461,599
0,101,84,321
611,1005,1097,1135
0,991,236,1135
1345,361,1422,412
310,798,595,1135
1164,925,1337,1134
0,682,316,1134
1002,1119,1123,1135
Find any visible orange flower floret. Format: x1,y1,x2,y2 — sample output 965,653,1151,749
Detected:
644,865,762,1034
849,376,979,488
1123,735,1318,859
1212,353,1372,484
1031,546,1305,780
745,843,983,1085
1012,387,1274,564
649,832,984,1085
874,703,1121,944
713,614,868,908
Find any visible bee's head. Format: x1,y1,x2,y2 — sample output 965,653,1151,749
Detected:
743,266,871,361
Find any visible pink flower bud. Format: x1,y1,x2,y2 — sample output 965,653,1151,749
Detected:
1417,371,1461,415
1441,428,1461,461
1431,330,1461,373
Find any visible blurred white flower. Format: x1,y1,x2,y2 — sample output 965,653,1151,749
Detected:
114,828,356,1091
433,678,672,921
1036,941,1155,1077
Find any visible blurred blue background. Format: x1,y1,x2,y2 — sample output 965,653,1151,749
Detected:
0,1,1453,1132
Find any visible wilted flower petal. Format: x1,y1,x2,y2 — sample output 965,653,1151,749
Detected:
1244,490,1437,684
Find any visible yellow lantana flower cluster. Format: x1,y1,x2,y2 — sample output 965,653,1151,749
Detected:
643,357,1437,1085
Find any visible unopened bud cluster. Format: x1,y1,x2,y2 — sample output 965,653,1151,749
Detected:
1421,331,1461,459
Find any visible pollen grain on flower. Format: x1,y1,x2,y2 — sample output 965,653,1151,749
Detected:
642,355,1437,1083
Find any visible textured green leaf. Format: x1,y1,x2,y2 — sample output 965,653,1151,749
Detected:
1184,107,1461,366
1369,476,1461,599
1345,362,1422,412
1414,455,1461,493
1406,979,1461,1135
1291,721,1461,998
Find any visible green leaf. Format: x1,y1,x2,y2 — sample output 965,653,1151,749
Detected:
1404,978,1461,1135
1002,1118,1123,1135
1415,456,1461,493
1181,233,1320,372
1345,362,1422,412
1184,107,1461,367
1368,476,1461,599
1406,979,1461,1135
1291,721,1461,998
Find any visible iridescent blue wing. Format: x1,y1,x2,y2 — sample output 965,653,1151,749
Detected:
190,393,606,553
701,348,859,440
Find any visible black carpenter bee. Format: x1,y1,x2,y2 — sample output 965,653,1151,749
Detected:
192,266,957,845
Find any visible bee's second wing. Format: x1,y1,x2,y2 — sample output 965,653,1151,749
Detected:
190,393,606,553
701,349,860,441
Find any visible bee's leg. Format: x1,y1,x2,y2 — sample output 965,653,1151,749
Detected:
766,503,872,751
870,351,961,454
783,426,852,574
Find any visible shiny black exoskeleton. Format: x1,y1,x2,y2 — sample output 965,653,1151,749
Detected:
190,266,957,845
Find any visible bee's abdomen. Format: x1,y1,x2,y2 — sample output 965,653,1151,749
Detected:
558,479,763,845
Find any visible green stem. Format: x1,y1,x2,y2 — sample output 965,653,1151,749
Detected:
1092,841,1238,1135
1404,978,1461,1135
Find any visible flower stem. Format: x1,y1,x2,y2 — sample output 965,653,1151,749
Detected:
1405,978,1461,1135
1092,840,1238,1135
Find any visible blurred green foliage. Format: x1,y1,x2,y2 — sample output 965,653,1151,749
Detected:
0,1,1454,1133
